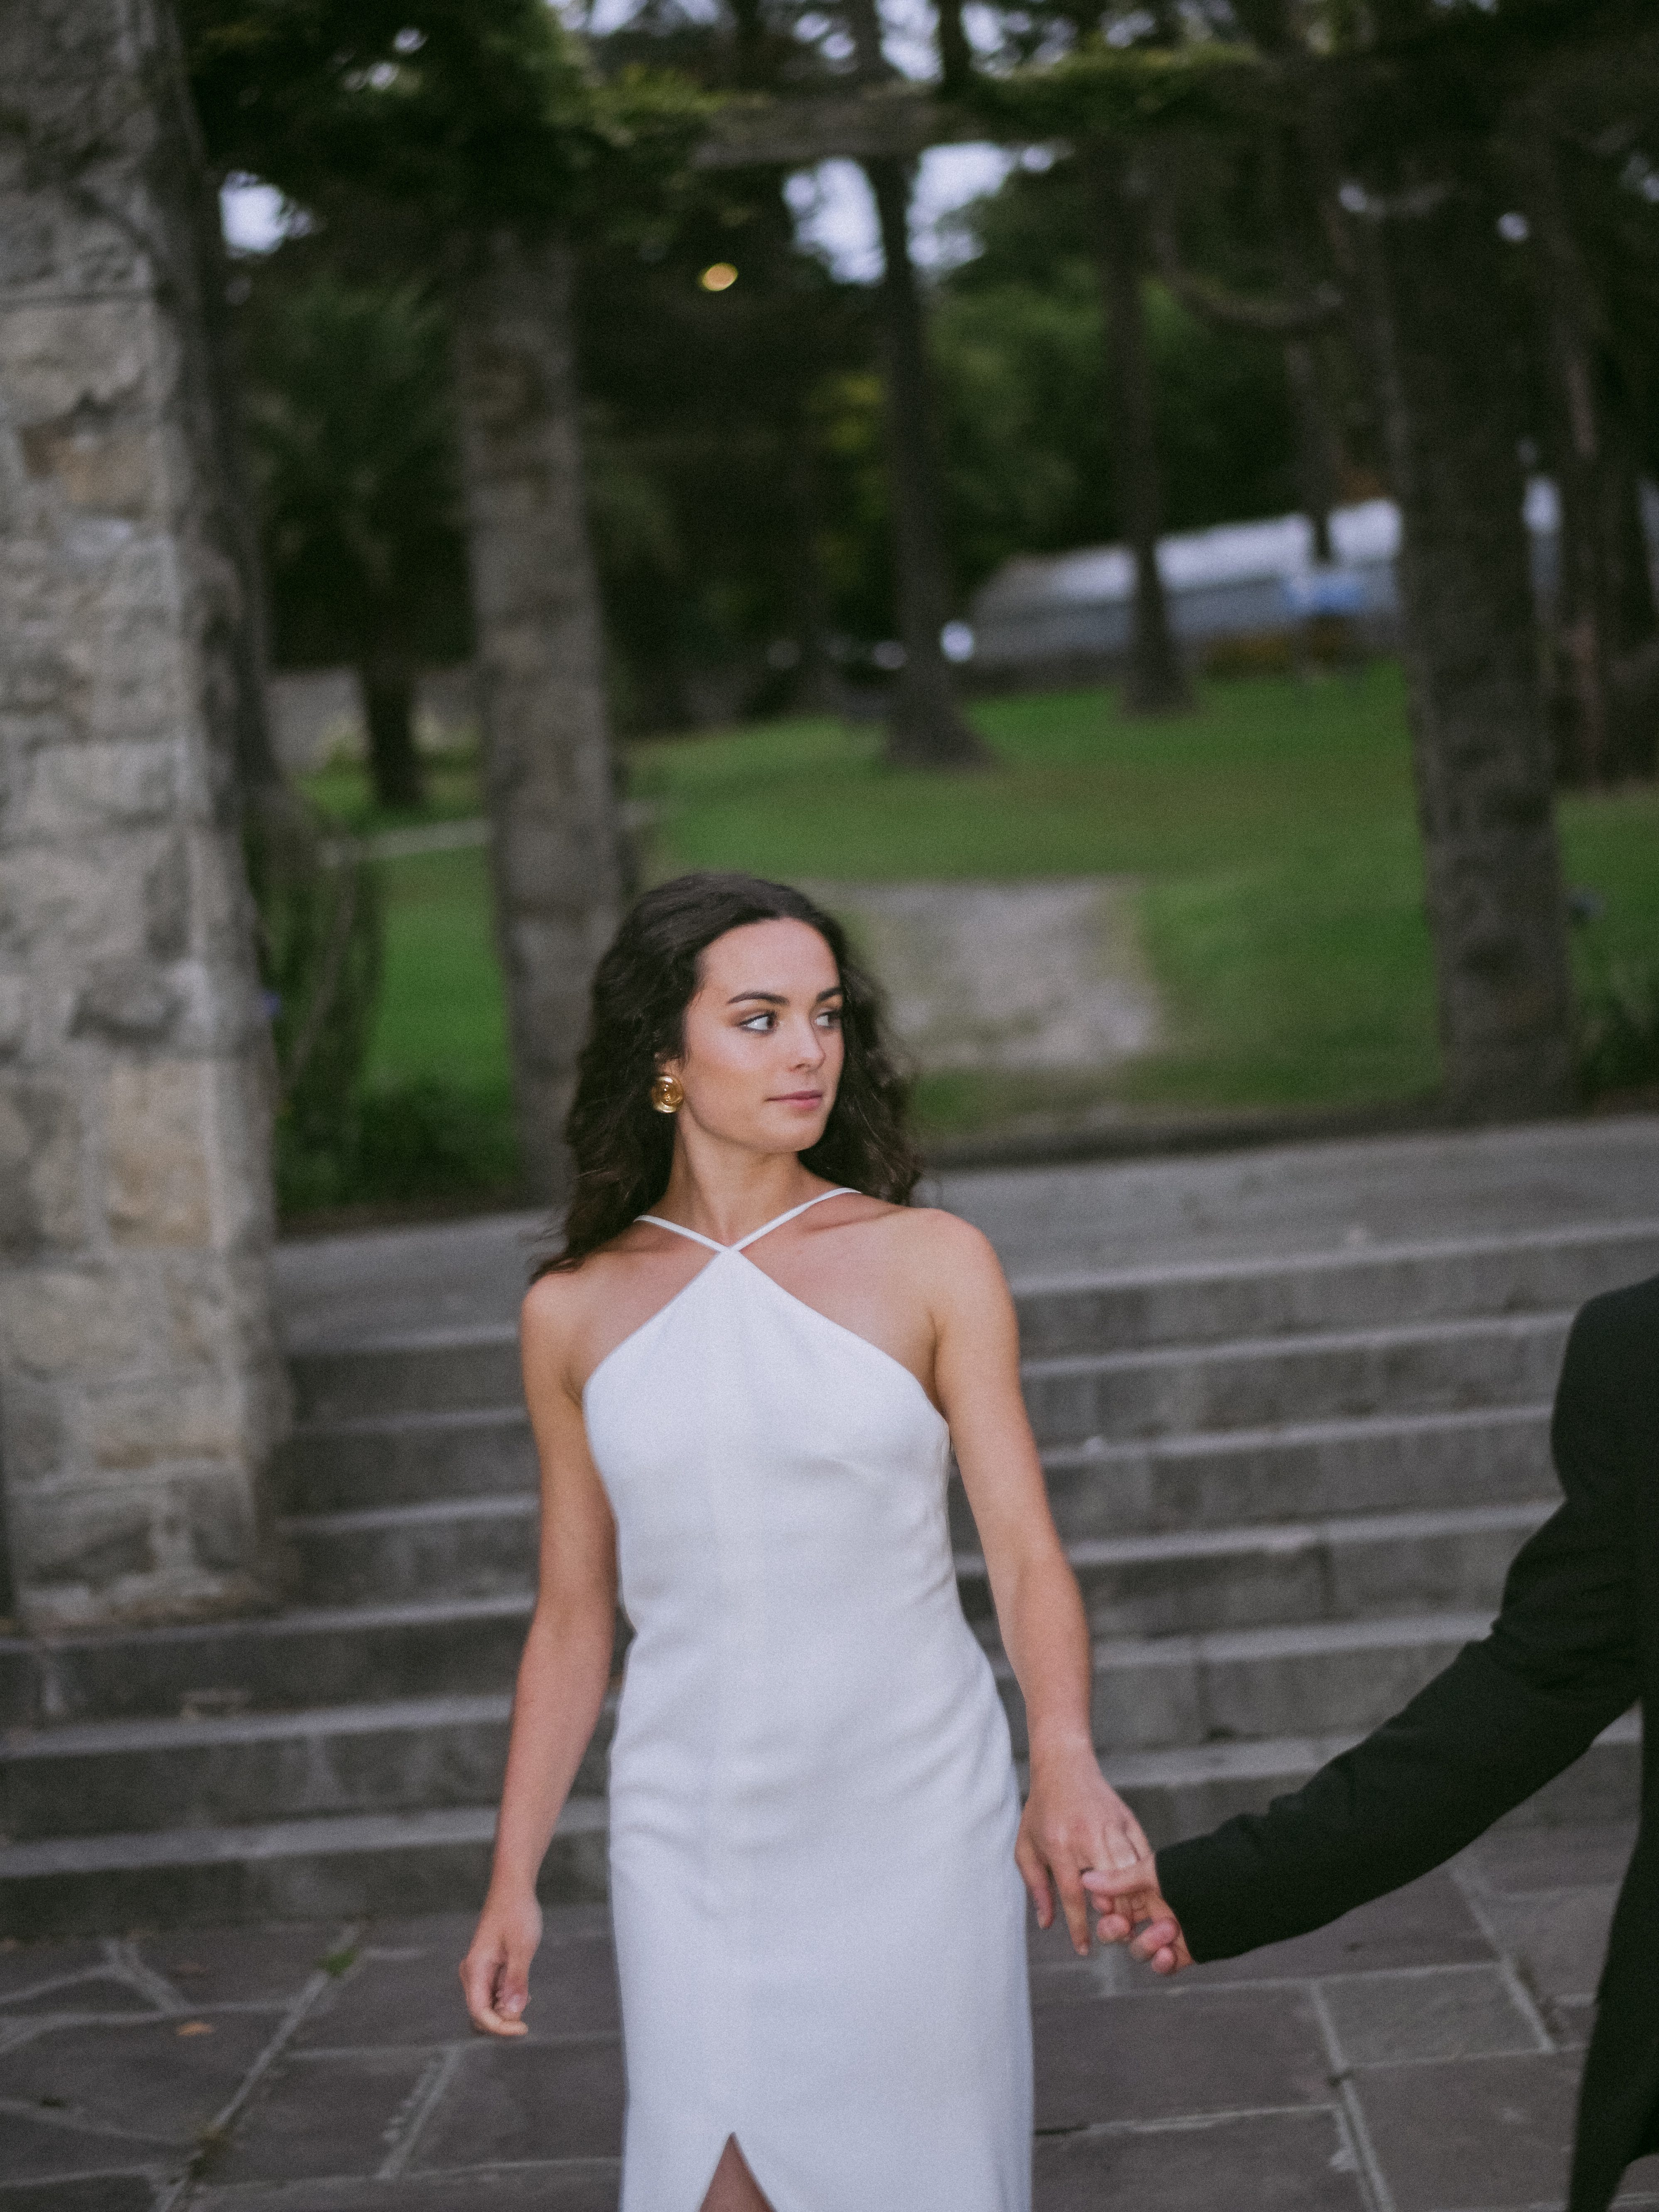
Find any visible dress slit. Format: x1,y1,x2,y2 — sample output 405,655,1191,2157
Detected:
696,2133,778,2212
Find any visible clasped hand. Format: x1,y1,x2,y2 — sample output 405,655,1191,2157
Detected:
1079,1864,1193,1975
1016,1742,1157,1957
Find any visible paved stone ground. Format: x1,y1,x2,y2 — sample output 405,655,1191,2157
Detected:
2,1817,1655,2212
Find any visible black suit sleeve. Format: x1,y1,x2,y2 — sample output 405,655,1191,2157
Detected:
1157,1296,1642,1962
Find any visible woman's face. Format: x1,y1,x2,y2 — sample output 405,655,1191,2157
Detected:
664,918,845,1154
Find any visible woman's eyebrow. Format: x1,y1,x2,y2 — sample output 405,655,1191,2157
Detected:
724,985,845,1006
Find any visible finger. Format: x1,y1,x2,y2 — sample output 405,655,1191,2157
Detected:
1081,1873,1161,1930
1150,1943,1183,1977
496,1945,533,2025
1092,1822,1150,1876
1116,1814,1153,1866
1055,1864,1092,1957
1015,1834,1053,1929
1092,1881,1155,1935
1129,1916,1182,1964
459,1950,528,2038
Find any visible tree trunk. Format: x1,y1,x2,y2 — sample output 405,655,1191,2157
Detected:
449,234,625,1202
864,157,990,767
1603,399,1659,781
785,430,841,714
1086,140,1194,717
1605,415,1658,658
358,654,426,812
935,0,974,92
1512,112,1617,786
1509,109,1659,785
1341,126,1576,1116
1284,335,1342,563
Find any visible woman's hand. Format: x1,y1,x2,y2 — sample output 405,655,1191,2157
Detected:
460,1889,544,2035
1016,1742,1154,1957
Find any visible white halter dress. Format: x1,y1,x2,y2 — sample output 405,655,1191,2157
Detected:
582,1188,1032,2212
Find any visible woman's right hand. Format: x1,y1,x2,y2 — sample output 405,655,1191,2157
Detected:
460,1889,544,2035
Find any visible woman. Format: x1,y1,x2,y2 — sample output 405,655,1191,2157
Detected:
460,873,1152,2212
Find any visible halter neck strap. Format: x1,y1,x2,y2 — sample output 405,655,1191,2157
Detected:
638,1186,854,1255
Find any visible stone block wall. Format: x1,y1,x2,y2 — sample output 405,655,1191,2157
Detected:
0,0,290,1631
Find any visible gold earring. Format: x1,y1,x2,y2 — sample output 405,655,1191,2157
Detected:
650,1072,684,1115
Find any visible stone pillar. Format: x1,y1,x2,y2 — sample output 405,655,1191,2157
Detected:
0,0,290,1631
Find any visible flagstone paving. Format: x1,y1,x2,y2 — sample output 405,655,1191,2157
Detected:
2,1816,1655,2211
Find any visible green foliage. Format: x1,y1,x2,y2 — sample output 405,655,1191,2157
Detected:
239,264,470,671
243,790,384,1176
575,150,871,724
964,39,1262,144
183,0,709,244
268,835,519,1219
574,132,1304,712
242,788,519,1220
933,264,1110,590
1578,964,1659,1097
930,157,1300,586
275,1077,520,1215
1573,874,1659,1097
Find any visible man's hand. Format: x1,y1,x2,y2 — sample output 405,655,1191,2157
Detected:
1081,1868,1193,1975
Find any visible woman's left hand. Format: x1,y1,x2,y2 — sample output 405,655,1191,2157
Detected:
1016,1741,1154,1956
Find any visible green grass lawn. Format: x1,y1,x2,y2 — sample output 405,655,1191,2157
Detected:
303,667,1659,1172
362,847,507,1093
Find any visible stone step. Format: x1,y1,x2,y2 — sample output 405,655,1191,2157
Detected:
1,1692,521,1841
0,1595,535,1728
280,1407,537,1515
1036,1612,1496,1760
1107,1709,1640,1851
291,1307,1571,1446
3,1488,1549,1731
1027,1402,1555,1544
276,1471,1548,1627
285,1399,1556,1546
292,1326,522,1426
1009,1220,1659,1358
280,1495,540,1608
1021,1312,1568,1446
284,1221,1659,1427
0,1713,1635,1939
0,1799,609,1942
0,1613,1502,1843
963,1501,1549,1640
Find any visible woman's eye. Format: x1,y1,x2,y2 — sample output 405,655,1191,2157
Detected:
738,1012,774,1032
815,1007,843,1028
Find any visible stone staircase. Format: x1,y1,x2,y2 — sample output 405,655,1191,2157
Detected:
2,1201,1654,1937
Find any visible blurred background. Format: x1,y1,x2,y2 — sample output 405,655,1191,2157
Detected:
193,0,1659,1224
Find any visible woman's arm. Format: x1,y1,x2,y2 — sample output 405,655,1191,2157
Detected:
459,1277,620,2036
928,1217,1153,1956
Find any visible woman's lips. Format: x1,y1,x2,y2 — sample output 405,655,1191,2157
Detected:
771,1091,824,1105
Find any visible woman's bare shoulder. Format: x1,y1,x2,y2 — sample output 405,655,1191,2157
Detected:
520,1233,649,1351
852,1199,1005,1284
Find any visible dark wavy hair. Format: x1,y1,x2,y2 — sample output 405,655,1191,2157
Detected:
538,873,922,1272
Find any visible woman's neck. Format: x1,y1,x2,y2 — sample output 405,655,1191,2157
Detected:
651,1138,827,1248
